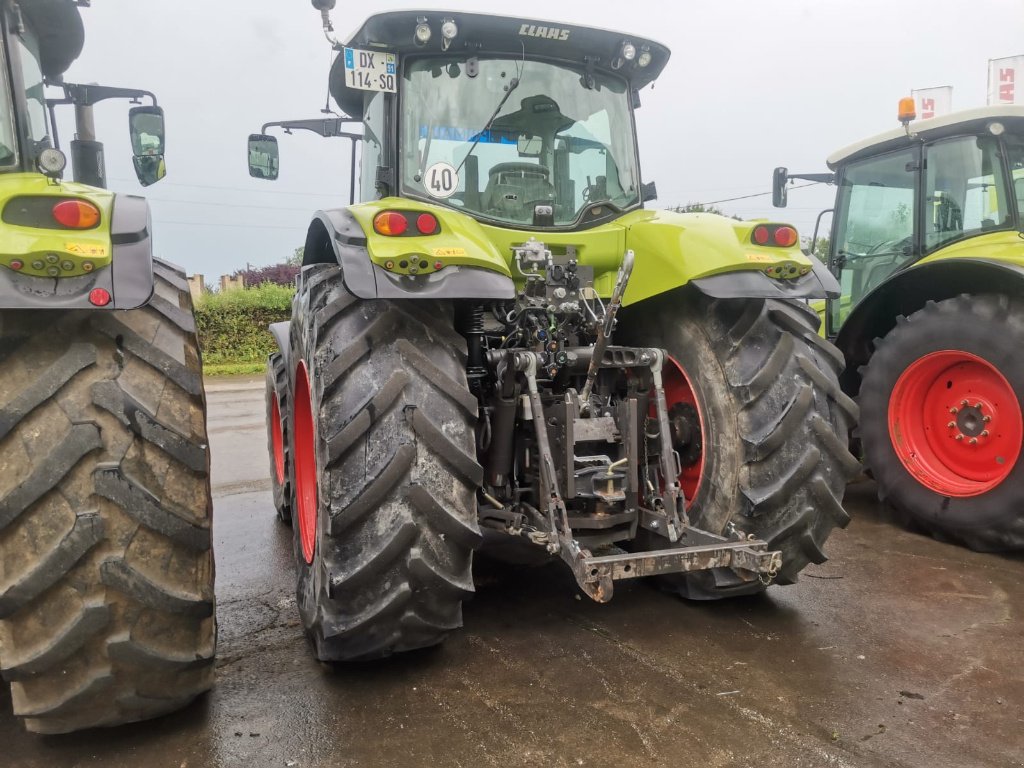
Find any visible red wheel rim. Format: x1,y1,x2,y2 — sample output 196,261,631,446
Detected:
888,350,1022,497
657,356,707,501
271,396,285,485
293,362,317,563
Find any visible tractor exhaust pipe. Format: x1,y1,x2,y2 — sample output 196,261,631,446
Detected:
70,102,106,188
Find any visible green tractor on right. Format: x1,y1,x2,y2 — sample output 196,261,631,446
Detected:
775,101,1024,551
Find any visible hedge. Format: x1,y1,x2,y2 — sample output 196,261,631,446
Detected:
194,283,294,372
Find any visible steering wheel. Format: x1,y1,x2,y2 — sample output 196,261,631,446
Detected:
489,162,550,179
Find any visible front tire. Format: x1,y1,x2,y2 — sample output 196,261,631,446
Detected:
859,294,1024,551
619,290,860,599
287,266,482,661
0,260,215,734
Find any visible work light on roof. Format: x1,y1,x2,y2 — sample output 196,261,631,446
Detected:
414,18,431,46
621,41,637,61
441,18,458,50
637,46,652,68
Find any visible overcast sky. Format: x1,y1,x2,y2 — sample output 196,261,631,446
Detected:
60,0,1024,279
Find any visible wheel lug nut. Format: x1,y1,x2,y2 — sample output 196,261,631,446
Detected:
949,407,958,414
947,421,956,428
974,402,982,409
983,415,991,423
981,430,989,437
955,434,964,441
961,399,969,407
969,437,978,445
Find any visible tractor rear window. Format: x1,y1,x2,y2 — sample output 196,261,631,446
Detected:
401,56,640,227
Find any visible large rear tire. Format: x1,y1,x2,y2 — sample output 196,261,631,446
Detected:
0,259,215,734
859,294,1024,551
619,290,860,599
286,266,482,661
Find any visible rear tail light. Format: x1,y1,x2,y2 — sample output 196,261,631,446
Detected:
372,210,442,237
773,226,798,247
751,223,799,248
373,211,408,236
52,200,101,229
416,213,439,235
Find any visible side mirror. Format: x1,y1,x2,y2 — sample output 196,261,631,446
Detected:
132,155,165,187
129,105,166,186
772,167,788,208
248,134,280,180
641,181,657,203
517,133,543,158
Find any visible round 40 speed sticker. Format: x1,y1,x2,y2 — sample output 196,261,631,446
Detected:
424,161,459,199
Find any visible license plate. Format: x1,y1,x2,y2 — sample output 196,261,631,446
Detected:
343,47,397,93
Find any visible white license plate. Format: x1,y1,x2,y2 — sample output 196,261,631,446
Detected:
343,47,397,93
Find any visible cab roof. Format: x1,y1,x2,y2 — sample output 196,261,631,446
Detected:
827,105,1024,169
330,10,670,118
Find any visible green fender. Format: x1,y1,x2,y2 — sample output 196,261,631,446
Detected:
312,198,835,303
835,254,1024,395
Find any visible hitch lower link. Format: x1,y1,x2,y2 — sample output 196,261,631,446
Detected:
513,350,782,603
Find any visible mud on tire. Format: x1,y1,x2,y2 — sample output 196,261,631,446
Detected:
287,265,482,661
0,259,215,734
619,290,860,599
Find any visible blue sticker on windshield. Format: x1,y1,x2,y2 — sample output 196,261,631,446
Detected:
419,125,518,144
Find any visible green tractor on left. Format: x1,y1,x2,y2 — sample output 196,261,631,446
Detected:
0,0,215,734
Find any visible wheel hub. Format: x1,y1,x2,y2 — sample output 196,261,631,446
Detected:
669,402,702,467
951,401,988,439
656,355,706,501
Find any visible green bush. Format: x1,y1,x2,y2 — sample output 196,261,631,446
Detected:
194,283,294,370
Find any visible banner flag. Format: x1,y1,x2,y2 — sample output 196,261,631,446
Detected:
987,55,1024,105
912,86,953,119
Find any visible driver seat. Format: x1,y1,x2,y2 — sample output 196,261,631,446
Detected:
482,162,556,220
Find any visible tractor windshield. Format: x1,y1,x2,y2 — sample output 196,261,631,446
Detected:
401,56,640,227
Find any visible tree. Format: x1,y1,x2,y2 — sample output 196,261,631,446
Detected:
670,203,743,221
287,247,304,267
235,263,300,288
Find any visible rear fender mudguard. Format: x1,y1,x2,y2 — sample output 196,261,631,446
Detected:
836,258,1024,395
621,210,838,305
303,208,515,301
0,194,154,310
269,321,290,371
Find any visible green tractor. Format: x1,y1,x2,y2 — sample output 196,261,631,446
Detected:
251,4,858,661
774,101,1024,550
0,0,214,733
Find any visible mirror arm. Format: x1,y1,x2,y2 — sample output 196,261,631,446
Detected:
261,117,362,139
54,82,158,108
787,172,835,185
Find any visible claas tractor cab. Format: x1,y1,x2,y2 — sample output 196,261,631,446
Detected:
0,0,214,734
774,101,1024,551
251,4,858,662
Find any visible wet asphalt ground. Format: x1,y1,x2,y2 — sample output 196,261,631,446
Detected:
3,375,1023,768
